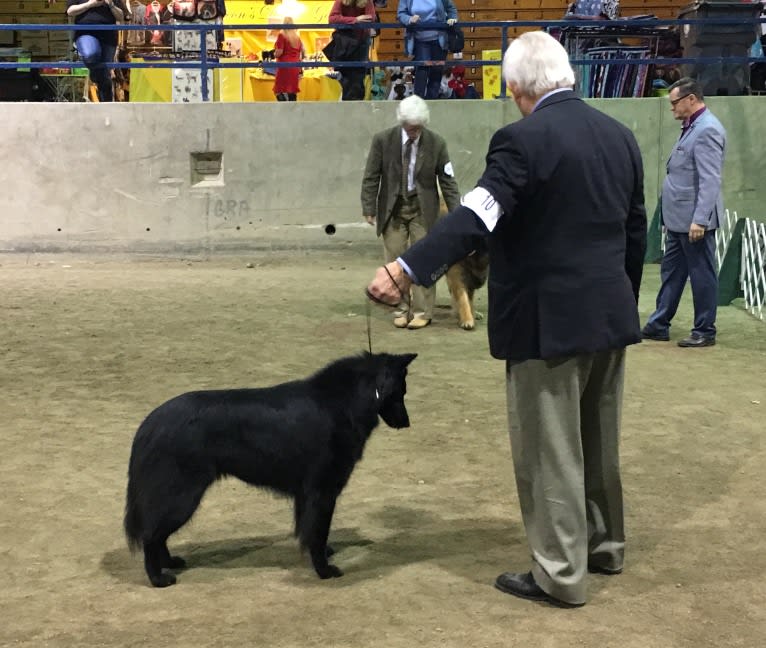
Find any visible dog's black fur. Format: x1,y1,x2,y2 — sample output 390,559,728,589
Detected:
124,352,417,587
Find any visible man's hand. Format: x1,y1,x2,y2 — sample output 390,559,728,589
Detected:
409,14,420,23
689,223,706,243
447,18,457,26
366,261,412,307
364,215,376,226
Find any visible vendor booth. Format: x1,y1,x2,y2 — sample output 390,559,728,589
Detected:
129,0,341,102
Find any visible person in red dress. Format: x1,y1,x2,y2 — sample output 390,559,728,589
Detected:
273,17,304,101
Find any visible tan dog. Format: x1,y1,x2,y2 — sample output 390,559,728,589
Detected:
439,193,489,330
446,250,489,330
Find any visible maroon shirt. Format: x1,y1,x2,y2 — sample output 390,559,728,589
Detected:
681,106,706,139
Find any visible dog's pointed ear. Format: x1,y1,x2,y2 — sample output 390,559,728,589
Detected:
399,353,417,367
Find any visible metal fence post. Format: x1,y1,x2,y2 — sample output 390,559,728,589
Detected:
201,25,209,102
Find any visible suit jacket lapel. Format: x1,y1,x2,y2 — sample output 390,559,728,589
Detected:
668,115,703,169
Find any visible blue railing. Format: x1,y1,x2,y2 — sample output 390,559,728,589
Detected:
1,17,765,101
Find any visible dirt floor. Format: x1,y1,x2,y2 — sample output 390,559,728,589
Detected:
1,249,764,648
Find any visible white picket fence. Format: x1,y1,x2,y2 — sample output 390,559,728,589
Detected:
715,208,738,272
740,218,766,321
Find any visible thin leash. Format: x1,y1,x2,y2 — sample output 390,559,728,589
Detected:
364,265,410,354
365,298,374,354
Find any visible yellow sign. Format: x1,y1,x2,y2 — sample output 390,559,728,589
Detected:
482,49,501,100
225,0,333,57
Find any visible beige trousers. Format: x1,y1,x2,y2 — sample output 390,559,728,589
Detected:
382,194,435,321
505,349,626,605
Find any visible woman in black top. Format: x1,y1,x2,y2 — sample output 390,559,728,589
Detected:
66,0,125,101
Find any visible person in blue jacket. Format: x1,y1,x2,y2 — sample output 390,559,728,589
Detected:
397,0,457,99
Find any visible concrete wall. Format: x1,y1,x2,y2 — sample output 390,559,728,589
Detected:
1,97,763,253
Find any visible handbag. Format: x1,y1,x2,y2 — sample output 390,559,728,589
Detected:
322,29,363,61
446,25,464,54
196,0,218,20
172,0,197,20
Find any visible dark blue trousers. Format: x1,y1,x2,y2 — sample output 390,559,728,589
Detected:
412,39,446,100
645,229,718,338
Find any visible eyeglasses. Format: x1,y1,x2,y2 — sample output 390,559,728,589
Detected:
670,93,692,107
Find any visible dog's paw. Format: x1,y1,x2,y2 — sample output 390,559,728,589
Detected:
459,319,476,330
316,564,343,579
474,310,484,321
149,572,177,588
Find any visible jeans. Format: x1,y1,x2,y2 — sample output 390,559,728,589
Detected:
75,35,117,102
412,39,446,100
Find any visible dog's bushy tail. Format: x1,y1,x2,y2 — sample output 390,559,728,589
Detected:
124,476,143,552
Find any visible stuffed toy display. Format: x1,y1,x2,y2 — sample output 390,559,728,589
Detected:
370,69,387,100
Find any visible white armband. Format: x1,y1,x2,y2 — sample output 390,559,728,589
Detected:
460,187,503,232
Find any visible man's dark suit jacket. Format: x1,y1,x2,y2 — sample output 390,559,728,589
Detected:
401,90,647,362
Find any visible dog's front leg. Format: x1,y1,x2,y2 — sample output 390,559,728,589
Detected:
446,265,475,330
300,492,342,579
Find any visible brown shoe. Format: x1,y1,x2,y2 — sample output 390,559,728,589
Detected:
407,317,431,330
393,316,409,328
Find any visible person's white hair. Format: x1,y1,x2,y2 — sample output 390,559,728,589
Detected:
502,31,575,97
396,95,430,126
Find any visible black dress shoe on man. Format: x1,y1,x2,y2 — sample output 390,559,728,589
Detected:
677,334,715,348
587,564,623,575
494,572,584,608
641,327,670,342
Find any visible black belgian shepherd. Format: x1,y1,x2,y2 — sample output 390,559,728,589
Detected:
124,352,417,587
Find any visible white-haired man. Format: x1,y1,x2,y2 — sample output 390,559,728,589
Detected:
361,95,461,329
366,32,647,606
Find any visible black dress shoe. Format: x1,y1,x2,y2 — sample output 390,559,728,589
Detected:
677,335,715,348
641,327,670,342
587,564,623,575
494,572,583,608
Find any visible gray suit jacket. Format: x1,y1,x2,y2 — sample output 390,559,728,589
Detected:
661,109,726,233
361,126,461,236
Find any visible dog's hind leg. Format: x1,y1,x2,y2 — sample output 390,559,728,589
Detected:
299,493,342,579
141,476,211,587
144,541,177,587
160,544,187,570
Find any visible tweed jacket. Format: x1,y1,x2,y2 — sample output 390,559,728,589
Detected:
361,125,461,236
661,109,726,233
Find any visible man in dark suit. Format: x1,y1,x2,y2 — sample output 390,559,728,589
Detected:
366,31,647,607
362,95,461,329
641,78,726,348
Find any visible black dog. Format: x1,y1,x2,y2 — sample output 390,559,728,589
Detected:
124,352,417,587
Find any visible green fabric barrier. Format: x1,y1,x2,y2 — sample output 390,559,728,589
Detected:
644,201,663,264
718,218,745,306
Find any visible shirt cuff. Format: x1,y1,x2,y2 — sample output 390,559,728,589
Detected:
397,257,420,285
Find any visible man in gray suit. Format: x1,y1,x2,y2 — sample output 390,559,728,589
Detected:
642,77,726,347
361,95,461,329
